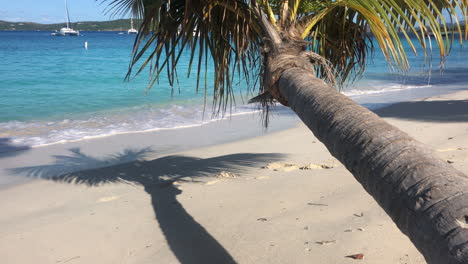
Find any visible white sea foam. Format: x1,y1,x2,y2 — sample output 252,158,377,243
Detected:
0,83,435,149
343,83,432,97
1,102,261,148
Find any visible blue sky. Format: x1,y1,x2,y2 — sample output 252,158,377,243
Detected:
1,1,465,24
0,0,115,23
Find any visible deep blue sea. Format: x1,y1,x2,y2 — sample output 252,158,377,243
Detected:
1,31,467,147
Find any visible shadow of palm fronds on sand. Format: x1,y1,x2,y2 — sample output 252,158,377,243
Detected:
10,147,284,264
375,99,468,122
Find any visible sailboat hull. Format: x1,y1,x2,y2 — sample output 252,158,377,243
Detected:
128,18,138,34
52,0,79,37
52,28,80,36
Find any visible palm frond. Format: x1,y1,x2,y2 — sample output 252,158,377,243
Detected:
101,0,467,116
102,0,265,115
100,0,146,18
298,0,467,84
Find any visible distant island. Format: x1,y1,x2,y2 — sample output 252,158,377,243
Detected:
0,19,140,31
1,18,465,32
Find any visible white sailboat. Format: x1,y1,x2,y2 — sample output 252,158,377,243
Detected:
52,0,79,36
127,18,138,34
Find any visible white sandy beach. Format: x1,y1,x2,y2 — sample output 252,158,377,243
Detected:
1,90,468,264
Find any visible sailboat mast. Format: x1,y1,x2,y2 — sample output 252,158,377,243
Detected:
131,18,134,29
65,0,71,28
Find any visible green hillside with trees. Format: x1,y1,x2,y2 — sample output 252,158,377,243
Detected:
0,19,140,31
1,18,464,33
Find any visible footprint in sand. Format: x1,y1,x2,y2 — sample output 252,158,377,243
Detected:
205,180,221,185
172,181,184,190
205,171,238,185
263,163,300,172
216,171,238,179
97,196,120,203
437,148,460,152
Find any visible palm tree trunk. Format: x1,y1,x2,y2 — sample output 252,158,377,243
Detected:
277,67,468,264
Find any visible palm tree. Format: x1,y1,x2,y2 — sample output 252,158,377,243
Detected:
101,0,468,263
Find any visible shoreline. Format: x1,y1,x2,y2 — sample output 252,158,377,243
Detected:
2,79,467,189
12,109,267,149
2,79,462,150
0,108,300,189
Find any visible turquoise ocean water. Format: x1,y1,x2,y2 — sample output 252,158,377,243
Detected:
0,31,467,148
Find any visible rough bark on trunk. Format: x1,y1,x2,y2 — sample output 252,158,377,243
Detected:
277,67,468,264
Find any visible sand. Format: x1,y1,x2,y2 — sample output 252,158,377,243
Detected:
1,91,468,264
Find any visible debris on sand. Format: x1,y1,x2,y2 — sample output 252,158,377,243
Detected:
263,162,335,171
345,227,365,232
300,163,333,170
216,171,238,179
315,240,336,245
263,162,300,171
307,202,328,206
353,212,364,217
346,253,364,260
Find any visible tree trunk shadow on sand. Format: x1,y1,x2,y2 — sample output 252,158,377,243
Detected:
145,183,236,263
10,148,284,264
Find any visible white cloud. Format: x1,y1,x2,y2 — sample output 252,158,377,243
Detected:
39,14,62,24
4,17,26,22
41,17,61,23
0,9,28,22
0,9,10,20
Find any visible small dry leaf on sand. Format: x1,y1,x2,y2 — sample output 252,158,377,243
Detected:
346,253,364,260
307,202,328,206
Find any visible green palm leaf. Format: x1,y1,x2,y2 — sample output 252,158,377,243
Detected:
100,0,467,110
